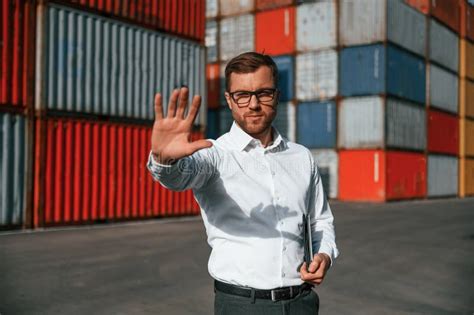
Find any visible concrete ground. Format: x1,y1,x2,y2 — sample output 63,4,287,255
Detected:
0,198,473,315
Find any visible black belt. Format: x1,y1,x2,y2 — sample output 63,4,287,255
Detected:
214,280,313,302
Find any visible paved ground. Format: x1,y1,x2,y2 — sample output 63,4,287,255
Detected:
0,198,473,315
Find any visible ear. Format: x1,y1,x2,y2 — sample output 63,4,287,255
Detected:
224,92,233,110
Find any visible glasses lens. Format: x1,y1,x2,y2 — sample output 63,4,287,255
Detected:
257,89,275,103
232,92,252,104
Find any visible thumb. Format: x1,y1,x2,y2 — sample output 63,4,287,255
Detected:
187,139,213,155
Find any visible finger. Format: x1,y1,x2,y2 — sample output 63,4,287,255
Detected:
176,87,189,119
154,93,163,120
309,256,322,273
167,89,180,118
185,139,213,155
300,262,309,278
185,95,201,124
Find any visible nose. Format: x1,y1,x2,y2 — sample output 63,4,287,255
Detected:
248,94,261,110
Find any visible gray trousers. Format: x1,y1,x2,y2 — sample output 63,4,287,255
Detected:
214,287,319,315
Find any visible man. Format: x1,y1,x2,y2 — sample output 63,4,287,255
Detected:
147,52,339,314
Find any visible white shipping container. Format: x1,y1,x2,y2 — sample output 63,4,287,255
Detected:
429,18,459,73
206,0,219,18
273,102,296,142
206,19,218,63
428,155,458,197
429,64,459,113
296,2,337,52
339,0,426,56
296,50,337,101
310,149,338,199
219,14,255,61
219,0,254,17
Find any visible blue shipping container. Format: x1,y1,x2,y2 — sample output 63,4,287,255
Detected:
340,44,426,104
206,109,220,139
219,108,234,136
297,101,336,148
273,55,294,102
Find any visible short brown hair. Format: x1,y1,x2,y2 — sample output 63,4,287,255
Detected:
225,52,278,91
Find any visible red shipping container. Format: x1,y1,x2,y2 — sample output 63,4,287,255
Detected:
207,64,220,109
0,0,35,108
339,150,426,202
256,0,294,11
461,1,474,40
431,0,460,33
33,118,202,228
428,109,459,155
256,6,295,56
405,0,430,14
60,0,205,43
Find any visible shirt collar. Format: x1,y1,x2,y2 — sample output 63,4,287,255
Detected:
229,121,287,152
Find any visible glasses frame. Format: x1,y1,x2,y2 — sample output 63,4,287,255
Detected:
227,88,279,108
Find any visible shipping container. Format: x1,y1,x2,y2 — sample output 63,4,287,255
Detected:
404,0,429,15
430,0,460,33
460,118,474,157
207,64,220,109
427,155,458,197
296,1,337,52
0,0,35,108
459,78,474,119
339,150,426,201
256,6,295,56
218,107,234,136
219,0,254,17
207,109,220,139
339,0,427,57
219,14,255,61
460,39,474,80
0,113,27,227
340,44,426,104
206,19,218,63
459,157,474,197
35,4,206,124
310,149,338,199
273,55,294,102
207,0,219,18
296,50,337,101
338,96,426,150
256,0,294,11
33,118,202,227
427,109,459,156
429,18,459,73
297,101,336,148
467,3,474,41
273,102,296,142
61,0,206,42
429,64,459,113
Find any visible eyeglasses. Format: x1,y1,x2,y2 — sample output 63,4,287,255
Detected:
227,88,279,107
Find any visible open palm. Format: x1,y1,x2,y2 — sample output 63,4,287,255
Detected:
151,87,212,164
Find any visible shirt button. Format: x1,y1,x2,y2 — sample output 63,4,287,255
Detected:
283,246,287,251
271,171,275,176
282,272,286,277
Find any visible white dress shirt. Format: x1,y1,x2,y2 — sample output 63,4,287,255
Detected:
147,122,339,290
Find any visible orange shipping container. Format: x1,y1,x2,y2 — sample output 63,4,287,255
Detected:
460,0,474,39
256,6,295,56
459,78,474,118
405,0,430,14
459,157,474,197
339,150,426,202
207,64,220,109
431,0,460,33
460,39,474,80
460,118,474,157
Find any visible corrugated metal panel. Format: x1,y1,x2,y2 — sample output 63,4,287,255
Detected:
256,7,295,56
273,55,294,102
460,39,474,80
387,0,426,57
467,4,474,41
0,0,34,107
297,101,336,148
460,78,474,119
386,151,426,200
296,2,337,52
206,0,219,18
256,0,294,11
0,113,26,226
428,109,459,156
429,18,459,73
296,50,337,101
428,155,458,197
429,64,459,113
206,19,218,63
206,109,220,139
430,0,460,33
273,101,296,142
207,63,220,109
404,0,429,15
339,0,385,46
37,4,206,125
386,98,426,151
459,158,474,197
219,14,255,61
310,149,338,199
338,96,384,149
219,0,254,17
218,107,234,136
460,118,474,157
33,118,202,227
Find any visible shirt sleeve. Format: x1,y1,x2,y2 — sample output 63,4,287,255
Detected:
146,143,218,192
308,154,340,266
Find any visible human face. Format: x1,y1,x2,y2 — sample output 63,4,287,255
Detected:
225,66,278,137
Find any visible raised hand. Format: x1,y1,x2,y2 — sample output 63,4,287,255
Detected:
151,87,212,164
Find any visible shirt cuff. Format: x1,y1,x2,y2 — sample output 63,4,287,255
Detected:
147,151,180,175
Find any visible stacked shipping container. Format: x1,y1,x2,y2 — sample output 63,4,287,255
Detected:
1,0,206,230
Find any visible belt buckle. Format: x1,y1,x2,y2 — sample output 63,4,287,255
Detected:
271,287,293,302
